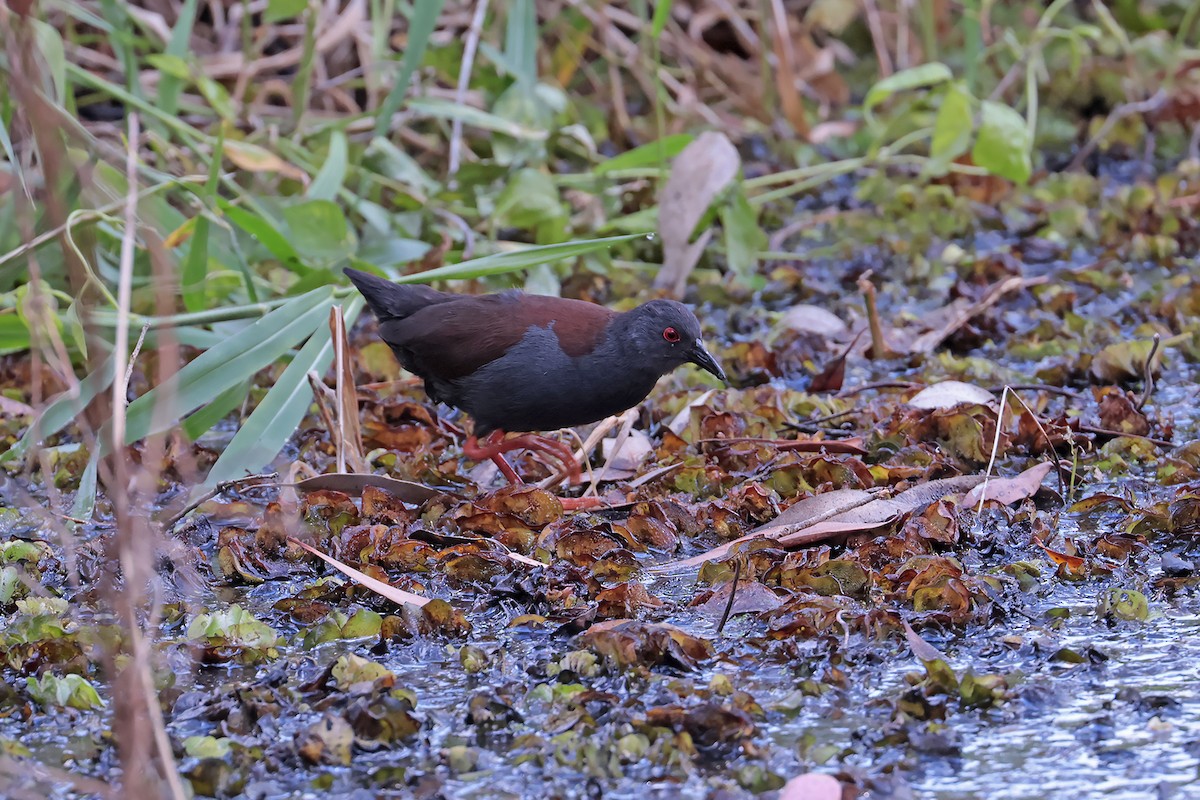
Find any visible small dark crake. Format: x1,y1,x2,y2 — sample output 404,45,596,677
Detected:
344,267,726,494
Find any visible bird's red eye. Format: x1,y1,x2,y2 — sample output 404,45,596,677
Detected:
663,327,681,343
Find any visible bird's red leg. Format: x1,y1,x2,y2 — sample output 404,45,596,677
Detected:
463,431,525,484
502,434,582,484
500,436,602,509
461,431,602,509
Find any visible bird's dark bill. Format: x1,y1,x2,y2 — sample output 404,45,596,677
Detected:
688,342,727,383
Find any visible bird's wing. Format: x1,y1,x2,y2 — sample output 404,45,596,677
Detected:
378,292,616,380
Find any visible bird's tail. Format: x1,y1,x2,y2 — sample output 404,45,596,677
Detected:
343,267,452,321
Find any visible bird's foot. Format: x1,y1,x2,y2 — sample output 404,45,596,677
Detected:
463,431,583,483
465,431,602,507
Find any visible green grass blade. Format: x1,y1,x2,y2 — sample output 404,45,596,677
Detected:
651,0,674,39
182,129,224,312
406,97,549,140
307,130,349,201
506,0,537,88
373,0,447,139
200,297,364,491
391,234,647,284
181,378,251,441
122,288,335,444
70,447,99,520
158,0,200,117
595,134,694,174
0,354,116,466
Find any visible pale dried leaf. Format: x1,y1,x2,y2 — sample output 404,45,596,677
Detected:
964,461,1053,507
907,381,998,410
654,132,740,298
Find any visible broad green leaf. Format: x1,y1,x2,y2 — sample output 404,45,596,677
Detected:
184,736,232,759
596,134,694,174
494,169,565,229
394,234,646,284
651,0,674,38
0,354,116,466
218,199,306,272
972,100,1032,184
307,130,348,201
930,82,974,168
26,674,104,711
356,237,431,269
266,0,307,23
201,299,362,491
0,314,30,355
373,0,446,139
863,62,953,126
283,200,357,267
122,288,335,445
362,137,440,195
719,188,765,283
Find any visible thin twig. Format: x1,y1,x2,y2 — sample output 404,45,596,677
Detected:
447,0,489,183
976,386,1011,515
1068,90,1169,171
716,557,743,637
1003,389,1066,500
1136,333,1161,412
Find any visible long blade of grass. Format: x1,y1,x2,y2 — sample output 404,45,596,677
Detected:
181,129,224,312
393,234,647,283
407,97,548,140
157,0,200,117
122,288,335,444
200,297,363,490
373,0,447,139
0,354,116,466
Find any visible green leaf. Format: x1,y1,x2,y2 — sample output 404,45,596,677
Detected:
30,20,67,104
930,82,974,169
26,674,104,711
394,234,646,284
863,62,953,127
494,169,565,229
407,97,549,140
596,133,694,174
719,188,765,283
505,0,538,88
184,736,232,759
373,0,447,139
219,199,304,269
69,447,99,521
266,0,308,23
182,379,251,440
121,288,335,445
182,130,224,312
972,100,1032,184
0,314,30,355
651,0,675,39
283,200,357,267
200,299,361,491
307,130,348,201
0,355,116,466
145,53,191,81
156,0,199,116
